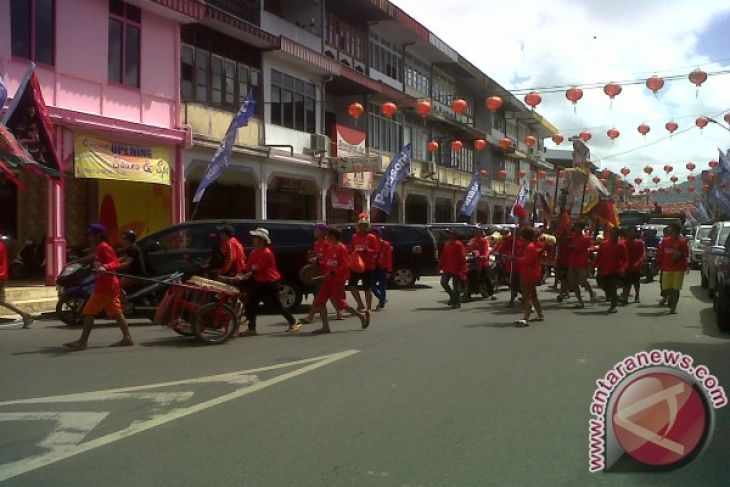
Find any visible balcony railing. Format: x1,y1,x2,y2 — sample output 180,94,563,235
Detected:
207,0,260,24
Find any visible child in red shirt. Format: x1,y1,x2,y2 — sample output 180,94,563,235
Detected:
514,227,544,326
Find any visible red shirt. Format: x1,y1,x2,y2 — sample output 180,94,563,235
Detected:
0,241,8,281
94,241,121,294
623,239,645,272
657,236,689,272
566,233,592,269
496,235,524,273
350,232,380,270
219,237,247,275
439,240,466,277
593,240,628,277
469,236,490,262
313,238,330,271
517,242,542,284
324,241,351,283
376,239,393,272
248,247,281,283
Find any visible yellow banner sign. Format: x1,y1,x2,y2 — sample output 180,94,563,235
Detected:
74,134,171,185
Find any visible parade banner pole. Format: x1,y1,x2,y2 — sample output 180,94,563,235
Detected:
579,171,589,219
552,169,561,218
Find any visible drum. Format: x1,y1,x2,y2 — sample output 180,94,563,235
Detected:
186,275,240,294
299,264,324,286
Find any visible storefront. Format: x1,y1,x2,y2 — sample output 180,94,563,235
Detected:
405,193,429,224
434,197,454,223
476,201,491,225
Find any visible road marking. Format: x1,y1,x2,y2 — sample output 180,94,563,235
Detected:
0,349,359,482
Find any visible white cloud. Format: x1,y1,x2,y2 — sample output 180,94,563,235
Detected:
391,0,730,185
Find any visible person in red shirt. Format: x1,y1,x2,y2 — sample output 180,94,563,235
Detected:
217,224,247,277
564,223,597,308
0,239,33,328
348,218,380,312
240,228,302,336
593,228,628,314
657,223,689,314
370,226,393,311
620,226,645,304
438,229,466,308
302,224,343,323
64,224,133,350
495,229,524,308
514,227,544,326
309,228,369,334
468,228,495,300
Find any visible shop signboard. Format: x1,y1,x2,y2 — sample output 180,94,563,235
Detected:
74,134,171,185
331,124,373,191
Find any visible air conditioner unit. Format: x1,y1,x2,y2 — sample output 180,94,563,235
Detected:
324,47,336,59
354,60,366,73
310,133,330,154
338,52,353,67
421,159,437,179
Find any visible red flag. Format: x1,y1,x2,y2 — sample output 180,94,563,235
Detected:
588,199,620,228
3,66,62,179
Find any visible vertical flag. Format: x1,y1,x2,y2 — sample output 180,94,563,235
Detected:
371,144,411,214
459,172,481,217
193,93,256,203
0,75,7,110
695,200,711,223
718,148,730,186
510,181,530,221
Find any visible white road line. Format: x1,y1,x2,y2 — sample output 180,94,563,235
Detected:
0,349,359,482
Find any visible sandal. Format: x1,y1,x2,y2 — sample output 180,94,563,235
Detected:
513,319,529,327
311,328,331,335
531,315,544,322
361,311,371,329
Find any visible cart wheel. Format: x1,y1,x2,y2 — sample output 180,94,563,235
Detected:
191,302,237,344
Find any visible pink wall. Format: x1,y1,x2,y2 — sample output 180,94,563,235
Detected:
0,0,180,130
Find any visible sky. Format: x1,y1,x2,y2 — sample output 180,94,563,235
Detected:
391,0,730,186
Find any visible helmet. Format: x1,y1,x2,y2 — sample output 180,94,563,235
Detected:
121,229,137,243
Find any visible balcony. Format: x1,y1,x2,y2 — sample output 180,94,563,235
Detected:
207,0,260,24
264,124,318,157
260,10,322,52
183,102,262,146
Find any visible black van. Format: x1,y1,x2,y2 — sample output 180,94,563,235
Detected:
338,224,438,287
427,223,481,255
137,220,317,312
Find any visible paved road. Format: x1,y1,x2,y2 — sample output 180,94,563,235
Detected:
0,272,728,486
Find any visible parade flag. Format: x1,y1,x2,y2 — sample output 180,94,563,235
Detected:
587,199,620,228
460,172,481,217
193,93,256,203
695,200,711,223
0,75,7,110
709,188,730,217
3,64,62,179
372,144,411,214
510,182,530,221
717,148,730,186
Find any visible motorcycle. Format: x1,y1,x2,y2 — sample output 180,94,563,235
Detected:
461,252,493,301
643,247,660,282
489,252,510,290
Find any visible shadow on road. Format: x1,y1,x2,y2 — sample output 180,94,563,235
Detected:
689,284,712,304
698,307,730,340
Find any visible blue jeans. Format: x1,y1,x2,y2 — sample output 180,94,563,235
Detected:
371,267,388,307
440,273,462,304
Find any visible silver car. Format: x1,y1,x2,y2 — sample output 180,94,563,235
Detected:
690,225,712,268
701,222,730,297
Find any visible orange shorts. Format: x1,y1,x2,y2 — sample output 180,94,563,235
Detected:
314,279,348,310
83,292,123,317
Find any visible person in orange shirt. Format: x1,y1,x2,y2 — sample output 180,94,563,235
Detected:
593,228,629,314
217,223,246,277
349,218,380,312
620,226,645,304
438,229,466,308
514,227,544,326
0,239,33,328
239,228,302,336
371,226,393,311
64,224,133,350
657,223,689,314
468,228,495,299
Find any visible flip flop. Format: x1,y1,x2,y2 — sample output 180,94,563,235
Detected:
362,311,371,329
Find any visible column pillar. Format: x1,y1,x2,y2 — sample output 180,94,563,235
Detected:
171,146,185,223
320,186,327,222
45,180,66,285
258,179,268,219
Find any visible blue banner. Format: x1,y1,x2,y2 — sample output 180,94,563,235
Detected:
709,188,730,217
193,94,256,203
372,144,411,214
460,173,481,217
0,75,6,110
718,148,730,186
509,182,530,221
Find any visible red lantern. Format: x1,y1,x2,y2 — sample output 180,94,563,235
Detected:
498,138,512,149
724,113,730,125
643,165,653,175
686,162,696,171
517,170,527,179
485,96,503,112
381,102,397,118
616,179,624,187
688,174,696,182
688,186,696,193
474,139,487,152
427,140,439,153
552,133,564,145
603,81,622,99
537,170,546,179
707,173,716,182
628,187,635,194
479,169,488,178
696,116,709,129
530,177,538,186
601,169,610,178
496,169,507,180
451,140,463,151
638,123,651,136
676,187,683,194
670,175,678,183
348,102,364,119
607,128,620,140
652,176,660,185
645,75,665,94
710,160,719,169
665,121,678,134
634,177,643,185
415,100,432,117
524,91,542,109
452,98,468,114
546,179,554,186
565,87,583,104
663,165,673,174
523,135,537,148
689,68,708,87
579,130,592,142
620,167,631,176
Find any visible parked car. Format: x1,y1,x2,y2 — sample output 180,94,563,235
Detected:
700,221,730,298
690,224,712,269
427,223,480,255
338,224,438,288
711,232,730,332
138,220,319,312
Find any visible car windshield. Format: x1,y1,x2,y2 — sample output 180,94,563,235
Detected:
697,227,711,239
720,227,730,247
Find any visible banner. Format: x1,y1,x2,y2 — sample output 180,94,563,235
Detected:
332,124,373,191
460,173,481,217
74,134,171,185
331,185,355,210
372,144,411,214
193,93,256,203
341,171,374,191
510,182,529,221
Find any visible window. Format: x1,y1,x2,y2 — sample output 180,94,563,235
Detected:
493,111,506,133
181,44,261,112
270,70,316,133
404,125,428,161
369,34,402,82
405,56,430,95
368,103,402,153
438,143,474,173
108,0,141,87
10,0,55,65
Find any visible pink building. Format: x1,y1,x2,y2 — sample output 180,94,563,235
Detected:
0,0,202,283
